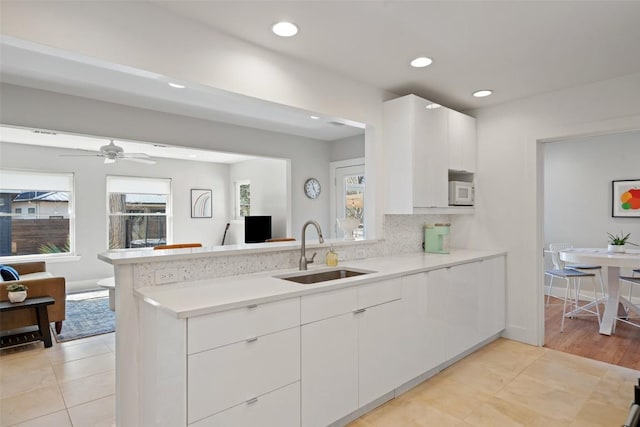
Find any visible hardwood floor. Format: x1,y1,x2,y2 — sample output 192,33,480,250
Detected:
545,296,640,371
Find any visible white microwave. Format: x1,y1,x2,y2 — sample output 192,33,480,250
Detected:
449,181,474,206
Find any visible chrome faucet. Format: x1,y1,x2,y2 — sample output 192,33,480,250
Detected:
300,220,324,270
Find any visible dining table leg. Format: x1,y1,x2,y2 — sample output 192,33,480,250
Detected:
599,266,622,335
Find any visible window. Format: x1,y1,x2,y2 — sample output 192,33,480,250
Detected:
235,180,250,219
106,176,171,249
330,158,366,239
0,169,74,257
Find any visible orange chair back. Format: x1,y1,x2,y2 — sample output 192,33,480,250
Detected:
153,243,202,250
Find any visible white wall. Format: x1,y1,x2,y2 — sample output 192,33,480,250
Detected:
329,134,365,162
450,72,640,345
0,1,392,238
228,158,290,244
0,141,230,292
0,83,337,239
544,131,640,249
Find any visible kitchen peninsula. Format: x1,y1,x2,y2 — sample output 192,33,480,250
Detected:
99,242,505,426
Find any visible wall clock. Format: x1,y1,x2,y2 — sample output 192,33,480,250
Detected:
304,178,321,199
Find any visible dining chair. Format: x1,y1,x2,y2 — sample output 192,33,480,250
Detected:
617,275,640,330
545,243,605,307
545,243,602,332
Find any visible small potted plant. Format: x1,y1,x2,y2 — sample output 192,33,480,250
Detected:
607,232,638,253
6,283,28,303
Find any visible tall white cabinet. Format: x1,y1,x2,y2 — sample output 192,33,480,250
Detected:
383,94,477,213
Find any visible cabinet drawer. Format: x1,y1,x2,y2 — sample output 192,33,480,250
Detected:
358,278,401,308
301,286,358,324
190,382,300,427
188,297,300,354
188,327,300,423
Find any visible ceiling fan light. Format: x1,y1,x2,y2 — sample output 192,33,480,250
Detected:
104,158,115,164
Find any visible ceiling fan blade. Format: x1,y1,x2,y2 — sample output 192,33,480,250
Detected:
120,157,156,165
59,154,103,158
121,152,153,159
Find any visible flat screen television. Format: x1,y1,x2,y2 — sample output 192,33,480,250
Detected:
244,215,272,243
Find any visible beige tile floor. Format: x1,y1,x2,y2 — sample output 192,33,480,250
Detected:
0,332,115,427
1,335,638,426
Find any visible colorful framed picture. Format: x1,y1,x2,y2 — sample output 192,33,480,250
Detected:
191,189,212,218
612,180,640,218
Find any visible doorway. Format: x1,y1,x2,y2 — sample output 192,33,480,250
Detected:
541,131,640,370
330,158,365,239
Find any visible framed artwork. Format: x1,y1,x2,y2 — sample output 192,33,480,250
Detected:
191,189,212,218
612,179,640,217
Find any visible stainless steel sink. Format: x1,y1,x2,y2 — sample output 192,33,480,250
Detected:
276,268,374,285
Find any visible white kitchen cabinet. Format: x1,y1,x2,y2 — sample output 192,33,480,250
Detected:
188,297,299,354
358,297,403,406
190,382,300,427
301,313,358,427
478,256,506,340
300,278,402,425
430,257,506,362
383,94,477,213
396,273,430,385
443,262,481,360
188,327,300,424
137,253,505,427
448,108,477,173
187,298,301,426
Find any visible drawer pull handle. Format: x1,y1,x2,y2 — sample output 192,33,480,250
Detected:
246,337,258,343
246,397,258,405
247,304,258,309
353,308,366,314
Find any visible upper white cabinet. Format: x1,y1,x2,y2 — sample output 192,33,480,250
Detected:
383,94,477,213
448,108,477,173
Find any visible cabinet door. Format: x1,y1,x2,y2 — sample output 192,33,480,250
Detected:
190,382,300,427
358,299,403,406
478,256,506,340
301,313,358,427
396,273,429,385
424,269,448,371
188,297,299,354
449,109,477,173
443,262,481,360
415,105,449,207
188,327,300,423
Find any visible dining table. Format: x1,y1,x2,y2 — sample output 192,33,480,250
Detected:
560,248,640,335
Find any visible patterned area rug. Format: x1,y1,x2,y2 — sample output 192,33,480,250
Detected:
51,291,115,343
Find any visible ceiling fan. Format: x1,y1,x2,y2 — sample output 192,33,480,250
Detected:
61,140,156,164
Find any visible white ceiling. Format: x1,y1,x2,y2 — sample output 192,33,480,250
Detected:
0,36,366,143
2,1,640,155
0,125,259,164
153,0,640,111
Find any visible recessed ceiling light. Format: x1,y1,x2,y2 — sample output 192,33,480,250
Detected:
272,21,298,37
168,82,185,89
310,115,320,120
425,103,441,109
473,89,493,98
188,154,197,158
410,57,433,68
